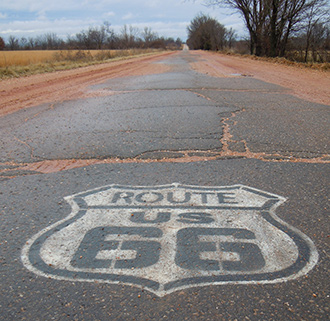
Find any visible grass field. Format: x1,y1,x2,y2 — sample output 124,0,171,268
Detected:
0,49,161,79
1,50,56,67
0,49,159,67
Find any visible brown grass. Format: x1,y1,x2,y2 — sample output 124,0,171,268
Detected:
0,50,55,67
0,49,164,79
222,50,329,71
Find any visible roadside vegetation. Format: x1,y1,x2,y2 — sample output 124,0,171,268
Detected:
188,0,329,65
226,51,329,71
0,49,165,79
0,23,182,79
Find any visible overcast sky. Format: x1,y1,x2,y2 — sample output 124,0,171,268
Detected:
0,0,246,41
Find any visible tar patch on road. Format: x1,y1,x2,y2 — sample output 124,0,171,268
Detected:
22,183,318,296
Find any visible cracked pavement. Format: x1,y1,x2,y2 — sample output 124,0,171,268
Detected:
0,50,329,320
1,51,328,178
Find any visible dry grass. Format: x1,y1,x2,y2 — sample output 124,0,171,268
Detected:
0,49,163,79
249,54,330,71
221,49,330,71
0,50,55,67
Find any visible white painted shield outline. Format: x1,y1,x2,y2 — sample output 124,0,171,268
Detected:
21,184,319,296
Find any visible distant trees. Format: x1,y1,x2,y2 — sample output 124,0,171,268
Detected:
7,36,20,50
288,21,329,62
3,22,182,51
67,23,115,50
142,27,158,47
301,0,329,61
187,14,235,50
206,0,329,57
5,34,64,50
119,25,140,49
0,37,5,50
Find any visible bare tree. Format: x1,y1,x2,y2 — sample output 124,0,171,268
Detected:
45,33,61,50
103,21,116,49
0,37,5,50
303,0,329,61
187,13,227,51
120,25,130,48
19,37,28,49
206,0,271,55
28,37,35,49
206,0,328,56
141,27,158,47
73,22,114,49
129,25,141,47
8,36,20,50
226,27,237,48
120,25,140,48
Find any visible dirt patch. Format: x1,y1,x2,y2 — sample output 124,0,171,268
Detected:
0,52,174,117
1,146,328,178
190,51,330,105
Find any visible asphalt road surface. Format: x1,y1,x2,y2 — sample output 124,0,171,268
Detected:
1,50,329,320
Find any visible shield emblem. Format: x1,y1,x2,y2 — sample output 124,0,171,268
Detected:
22,183,318,296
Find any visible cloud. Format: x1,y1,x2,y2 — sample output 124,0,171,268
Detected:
144,0,162,8
0,0,246,41
0,17,100,39
103,11,115,18
122,13,135,20
0,0,85,12
110,21,190,40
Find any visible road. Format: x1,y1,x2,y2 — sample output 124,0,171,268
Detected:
0,50,329,320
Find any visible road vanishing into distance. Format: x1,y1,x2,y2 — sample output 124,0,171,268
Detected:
1,49,329,320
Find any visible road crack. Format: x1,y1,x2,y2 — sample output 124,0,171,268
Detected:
24,103,55,122
219,111,329,163
13,136,35,160
0,146,328,179
1,104,329,179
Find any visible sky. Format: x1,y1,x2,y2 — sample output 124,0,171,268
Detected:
0,0,246,42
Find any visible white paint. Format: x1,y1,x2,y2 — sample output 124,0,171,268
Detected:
21,184,319,296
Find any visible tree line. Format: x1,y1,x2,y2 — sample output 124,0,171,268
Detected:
187,14,236,51
0,22,182,51
205,0,329,60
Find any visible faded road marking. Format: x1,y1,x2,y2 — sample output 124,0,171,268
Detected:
21,184,318,296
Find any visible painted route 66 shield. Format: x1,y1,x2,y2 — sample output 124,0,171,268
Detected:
22,184,318,296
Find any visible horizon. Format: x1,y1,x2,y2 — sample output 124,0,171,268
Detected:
0,0,246,42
